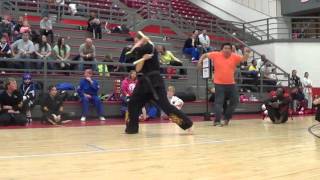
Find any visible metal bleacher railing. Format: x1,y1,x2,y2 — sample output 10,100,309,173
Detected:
0,0,301,99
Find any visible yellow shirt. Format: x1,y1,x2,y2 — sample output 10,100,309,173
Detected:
248,65,258,72
98,64,110,77
160,51,176,64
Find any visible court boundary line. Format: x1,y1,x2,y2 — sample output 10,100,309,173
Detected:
0,135,291,160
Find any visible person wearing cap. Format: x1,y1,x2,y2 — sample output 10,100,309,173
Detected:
19,73,37,122
77,69,106,122
125,31,193,134
0,78,27,126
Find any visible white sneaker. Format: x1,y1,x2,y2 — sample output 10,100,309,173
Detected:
80,116,86,122
99,116,106,121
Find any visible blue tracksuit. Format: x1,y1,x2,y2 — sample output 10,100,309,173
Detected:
77,78,104,117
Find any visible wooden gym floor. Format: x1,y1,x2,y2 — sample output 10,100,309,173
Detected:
0,116,319,180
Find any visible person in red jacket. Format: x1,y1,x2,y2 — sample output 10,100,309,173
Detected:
121,70,137,121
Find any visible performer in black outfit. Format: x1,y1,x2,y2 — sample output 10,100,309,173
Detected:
264,87,291,124
125,32,193,134
0,78,27,126
41,85,71,125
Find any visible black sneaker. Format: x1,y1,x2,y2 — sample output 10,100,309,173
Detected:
213,122,223,127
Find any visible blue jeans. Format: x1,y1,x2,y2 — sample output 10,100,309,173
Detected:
80,95,104,117
183,48,200,60
214,84,239,122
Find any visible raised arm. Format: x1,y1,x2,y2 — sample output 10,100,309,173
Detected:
240,47,252,62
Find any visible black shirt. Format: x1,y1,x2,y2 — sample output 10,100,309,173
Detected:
183,37,200,49
290,76,301,88
0,90,23,113
42,94,63,115
134,42,163,88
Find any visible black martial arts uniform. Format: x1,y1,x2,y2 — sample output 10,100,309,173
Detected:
126,42,193,134
0,90,27,126
265,95,290,124
41,93,65,124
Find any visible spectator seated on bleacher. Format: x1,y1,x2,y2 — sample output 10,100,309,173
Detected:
35,35,53,69
264,67,278,88
53,37,71,71
157,45,186,77
242,59,259,92
79,38,96,71
0,16,13,41
0,36,13,72
198,29,212,53
13,16,24,41
183,30,200,63
248,59,259,79
20,20,31,34
11,32,35,69
87,12,102,39
39,15,54,44
98,54,117,76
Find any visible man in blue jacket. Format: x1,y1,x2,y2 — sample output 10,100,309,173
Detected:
77,69,105,121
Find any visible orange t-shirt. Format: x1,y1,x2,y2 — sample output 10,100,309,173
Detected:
208,52,242,84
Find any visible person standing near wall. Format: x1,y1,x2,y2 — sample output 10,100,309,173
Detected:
302,72,313,109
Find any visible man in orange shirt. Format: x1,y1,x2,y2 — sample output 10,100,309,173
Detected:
198,43,251,126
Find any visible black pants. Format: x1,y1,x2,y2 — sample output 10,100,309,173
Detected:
169,61,186,75
88,25,102,39
214,84,239,123
266,106,288,124
126,82,193,133
0,113,27,126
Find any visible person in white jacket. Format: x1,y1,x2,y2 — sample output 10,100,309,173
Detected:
302,72,313,109
161,85,184,119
